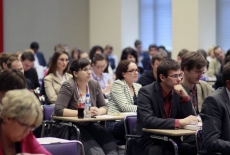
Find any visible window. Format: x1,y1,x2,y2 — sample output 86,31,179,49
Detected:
216,0,230,51
139,0,172,51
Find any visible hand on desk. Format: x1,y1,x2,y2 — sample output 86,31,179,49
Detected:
179,115,198,126
90,107,99,116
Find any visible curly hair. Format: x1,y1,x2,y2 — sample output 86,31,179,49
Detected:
116,60,133,80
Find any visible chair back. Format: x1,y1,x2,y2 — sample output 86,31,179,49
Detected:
43,141,85,155
124,115,137,135
43,105,54,120
196,129,203,152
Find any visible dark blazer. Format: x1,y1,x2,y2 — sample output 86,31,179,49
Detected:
24,68,40,88
36,51,47,67
132,81,194,155
141,56,151,71
137,70,156,86
200,87,230,155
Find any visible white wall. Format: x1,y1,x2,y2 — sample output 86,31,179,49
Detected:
4,0,89,61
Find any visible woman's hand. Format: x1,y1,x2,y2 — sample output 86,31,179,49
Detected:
90,107,99,116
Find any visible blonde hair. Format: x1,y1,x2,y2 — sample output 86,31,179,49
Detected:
0,89,43,128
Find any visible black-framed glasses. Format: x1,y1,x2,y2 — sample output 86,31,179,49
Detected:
17,120,35,131
126,69,139,73
167,73,183,79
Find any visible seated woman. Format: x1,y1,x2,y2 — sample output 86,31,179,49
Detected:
107,60,142,144
54,58,118,155
44,48,72,104
0,89,51,155
120,47,144,74
91,53,113,94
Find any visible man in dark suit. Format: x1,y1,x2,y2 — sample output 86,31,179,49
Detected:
132,59,197,155
200,62,230,155
30,42,47,67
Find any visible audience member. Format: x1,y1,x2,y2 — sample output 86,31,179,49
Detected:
0,69,26,102
30,41,47,67
141,44,158,71
120,47,143,74
21,52,40,88
107,60,141,144
78,51,89,60
181,52,213,115
206,46,215,62
132,59,197,155
134,40,147,68
89,45,104,61
177,49,189,64
70,47,80,62
7,56,34,90
138,53,165,86
104,45,118,70
0,53,11,71
208,46,225,77
54,58,118,155
0,89,51,155
200,62,230,154
91,54,113,94
44,48,72,104
214,55,230,89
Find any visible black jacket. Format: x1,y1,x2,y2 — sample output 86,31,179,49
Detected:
137,70,156,86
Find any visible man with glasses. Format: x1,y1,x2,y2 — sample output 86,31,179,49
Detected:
132,59,197,155
181,52,214,116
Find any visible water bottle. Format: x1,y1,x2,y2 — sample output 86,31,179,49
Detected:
77,94,85,118
84,94,91,118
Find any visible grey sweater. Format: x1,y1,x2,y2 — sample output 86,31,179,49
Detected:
54,78,108,116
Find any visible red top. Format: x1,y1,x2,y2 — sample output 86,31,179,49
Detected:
161,87,190,128
0,131,51,155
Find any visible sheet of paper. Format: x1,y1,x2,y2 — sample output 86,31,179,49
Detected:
37,137,76,144
95,115,115,118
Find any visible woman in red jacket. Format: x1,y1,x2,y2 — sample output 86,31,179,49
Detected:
0,89,51,155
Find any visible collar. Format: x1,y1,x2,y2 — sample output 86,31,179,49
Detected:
181,83,197,94
161,85,173,98
91,70,103,81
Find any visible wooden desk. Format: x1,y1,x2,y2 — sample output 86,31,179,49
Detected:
142,128,196,136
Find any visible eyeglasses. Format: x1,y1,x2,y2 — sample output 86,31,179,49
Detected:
17,120,35,131
167,73,183,79
194,70,206,75
79,67,92,72
126,69,139,73
58,58,69,62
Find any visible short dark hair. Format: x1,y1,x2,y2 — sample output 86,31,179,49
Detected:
48,48,69,76
178,49,189,57
197,49,207,60
30,42,39,49
225,55,230,65
105,45,113,51
151,53,165,64
157,59,180,82
91,53,106,64
21,52,35,62
89,45,104,60
148,44,158,51
0,53,11,68
181,52,207,71
116,60,133,80
78,51,88,59
120,47,138,64
134,40,141,47
7,56,19,69
0,69,26,92
222,62,230,86
70,58,91,78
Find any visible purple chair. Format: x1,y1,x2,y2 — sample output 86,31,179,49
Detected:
124,115,142,155
41,105,55,137
43,141,85,155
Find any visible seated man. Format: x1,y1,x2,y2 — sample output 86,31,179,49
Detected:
200,62,230,155
132,59,197,155
138,53,165,86
181,51,214,115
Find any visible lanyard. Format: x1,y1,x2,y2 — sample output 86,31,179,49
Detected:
76,83,89,96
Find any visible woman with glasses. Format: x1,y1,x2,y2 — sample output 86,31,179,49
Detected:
44,48,72,104
0,89,51,155
54,58,118,155
91,54,113,94
106,60,142,144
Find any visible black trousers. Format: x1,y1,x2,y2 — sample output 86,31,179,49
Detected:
73,122,118,155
